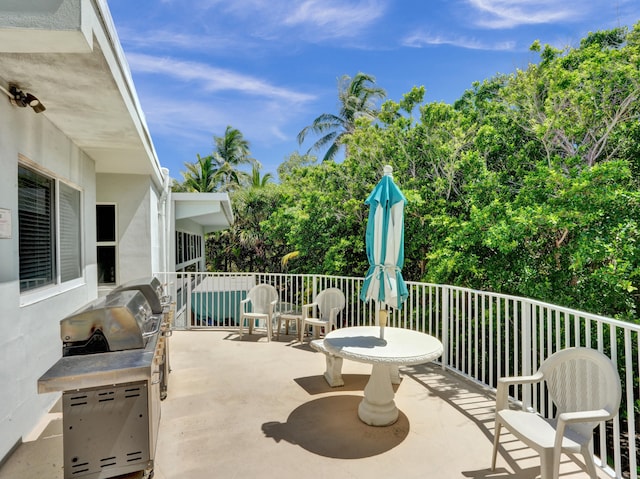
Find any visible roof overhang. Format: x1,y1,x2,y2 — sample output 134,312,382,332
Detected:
173,192,234,234
0,0,165,188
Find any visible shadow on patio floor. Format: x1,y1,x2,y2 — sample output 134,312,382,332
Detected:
262,395,409,459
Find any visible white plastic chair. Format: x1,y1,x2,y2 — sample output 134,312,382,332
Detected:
492,347,621,479
238,284,278,341
301,288,345,340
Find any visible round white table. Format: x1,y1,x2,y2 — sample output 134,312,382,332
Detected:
323,326,443,426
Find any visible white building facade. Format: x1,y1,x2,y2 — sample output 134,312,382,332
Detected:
0,0,232,461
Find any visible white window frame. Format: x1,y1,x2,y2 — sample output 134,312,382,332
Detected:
96,202,118,286
58,180,83,283
175,230,203,271
19,158,85,306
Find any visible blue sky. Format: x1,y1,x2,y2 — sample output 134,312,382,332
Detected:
107,0,640,181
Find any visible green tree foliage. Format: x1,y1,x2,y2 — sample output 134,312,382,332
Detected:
267,157,373,275
206,184,286,272
206,23,640,321
423,24,640,320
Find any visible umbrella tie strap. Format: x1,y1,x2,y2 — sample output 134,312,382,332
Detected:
365,264,401,284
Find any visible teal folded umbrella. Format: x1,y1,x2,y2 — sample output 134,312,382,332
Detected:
360,165,408,311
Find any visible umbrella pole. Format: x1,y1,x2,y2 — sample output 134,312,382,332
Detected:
378,307,387,340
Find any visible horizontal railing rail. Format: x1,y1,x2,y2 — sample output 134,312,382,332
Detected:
157,271,639,479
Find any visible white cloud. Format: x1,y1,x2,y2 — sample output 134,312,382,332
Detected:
139,90,306,175
196,0,386,41
403,31,515,51
284,0,386,38
125,52,316,104
116,0,388,56
117,26,245,52
145,98,241,143
129,61,315,174
466,0,589,29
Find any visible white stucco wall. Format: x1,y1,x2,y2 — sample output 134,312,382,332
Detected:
0,0,172,464
96,173,162,284
0,95,97,459
0,118,167,462
150,183,161,275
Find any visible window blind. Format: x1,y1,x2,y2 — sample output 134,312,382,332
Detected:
59,182,81,282
18,166,55,291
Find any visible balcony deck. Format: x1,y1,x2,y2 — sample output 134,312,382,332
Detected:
0,329,608,479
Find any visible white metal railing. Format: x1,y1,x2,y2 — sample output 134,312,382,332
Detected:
157,271,639,479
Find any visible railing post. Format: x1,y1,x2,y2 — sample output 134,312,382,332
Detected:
312,275,318,303
186,273,193,330
623,329,637,478
522,300,532,407
441,286,449,369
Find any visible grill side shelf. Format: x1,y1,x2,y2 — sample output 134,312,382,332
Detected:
37,345,156,394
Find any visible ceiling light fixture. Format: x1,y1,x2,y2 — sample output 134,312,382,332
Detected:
24,92,46,113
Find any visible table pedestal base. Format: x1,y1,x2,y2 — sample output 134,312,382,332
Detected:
358,363,398,426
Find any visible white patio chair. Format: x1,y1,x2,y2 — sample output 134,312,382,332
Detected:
301,288,345,340
491,347,621,479
238,284,278,341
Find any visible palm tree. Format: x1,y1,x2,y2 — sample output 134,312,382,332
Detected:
175,126,256,192
297,72,386,162
213,125,255,191
177,153,221,192
249,164,274,188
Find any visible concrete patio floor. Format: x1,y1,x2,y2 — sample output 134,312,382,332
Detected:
0,329,608,479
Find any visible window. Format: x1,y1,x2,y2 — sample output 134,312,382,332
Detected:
96,204,117,284
175,230,202,270
59,183,82,282
18,165,82,293
176,231,183,265
18,166,55,291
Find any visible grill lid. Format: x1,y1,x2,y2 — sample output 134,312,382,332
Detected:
61,290,157,354
111,276,166,314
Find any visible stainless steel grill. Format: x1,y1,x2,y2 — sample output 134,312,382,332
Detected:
38,277,171,479
111,276,168,315
61,290,157,355
112,277,173,400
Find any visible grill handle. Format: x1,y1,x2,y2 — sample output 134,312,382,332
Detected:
139,305,150,320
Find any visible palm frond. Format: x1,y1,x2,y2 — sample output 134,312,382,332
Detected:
281,251,300,269
297,72,386,162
